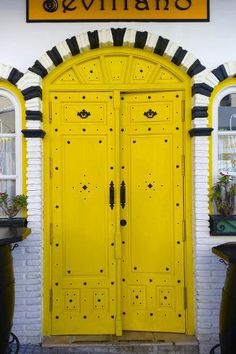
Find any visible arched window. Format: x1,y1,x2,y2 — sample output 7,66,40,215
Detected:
0,88,22,209
213,86,236,179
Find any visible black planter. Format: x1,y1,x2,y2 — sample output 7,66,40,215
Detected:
0,217,27,228
209,215,236,236
0,245,14,354
0,225,31,353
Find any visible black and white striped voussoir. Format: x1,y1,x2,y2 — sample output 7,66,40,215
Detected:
8,68,24,85
23,28,214,138
22,129,46,138
0,65,24,86
26,111,43,121
212,64,229,82
22,86,42,100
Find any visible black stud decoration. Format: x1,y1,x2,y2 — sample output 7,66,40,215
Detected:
144,109,157,119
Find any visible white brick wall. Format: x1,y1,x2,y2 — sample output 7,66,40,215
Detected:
12,137,43,344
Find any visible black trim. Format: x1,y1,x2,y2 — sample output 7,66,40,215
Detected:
88,30,99,49
212,65,228,82
187,60,206,77
66,36,80,56
192,83,214,97
21,129,46,138
26,19,211,23
29,60,48,78
171,47,187,66
8,68,24,85
192,106,208,119
22,86,42,100
134,31,148,49
111,28,126,46
26,111,43,121
154,36,169,56
189,128,213,137
47,46,63,66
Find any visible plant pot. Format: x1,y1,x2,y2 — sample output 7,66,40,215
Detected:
0,218,27,228
0,245,14,354
210,215,236,236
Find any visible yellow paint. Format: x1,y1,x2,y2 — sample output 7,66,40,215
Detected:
43,47,194,336
121,91,185,332
0,81,26,197
27,0,209,21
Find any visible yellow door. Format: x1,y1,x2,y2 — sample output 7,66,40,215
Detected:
49,90,185,335
120,92,185,332
50,92,117,334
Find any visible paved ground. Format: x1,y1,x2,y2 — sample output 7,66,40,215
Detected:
9,345,200,354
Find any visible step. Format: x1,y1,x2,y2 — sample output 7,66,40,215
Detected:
42,333,199,353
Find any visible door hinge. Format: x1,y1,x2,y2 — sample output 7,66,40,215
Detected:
182,220,186,242
49,157,53,178
49,102,52,124
49,288,53,312
181,155,185,176
182,100,185,122
50,222,53,245
184,287,187,309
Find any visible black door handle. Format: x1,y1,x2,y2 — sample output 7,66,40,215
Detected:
109,181,115,210
120,181,126,209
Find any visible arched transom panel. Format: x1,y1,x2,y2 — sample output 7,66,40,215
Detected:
49,48,185,87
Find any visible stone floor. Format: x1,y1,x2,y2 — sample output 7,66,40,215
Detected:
9,345,199,354
9,333,199,354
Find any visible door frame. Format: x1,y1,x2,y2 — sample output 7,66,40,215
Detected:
42,47,194,337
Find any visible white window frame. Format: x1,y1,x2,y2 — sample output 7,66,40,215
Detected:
0,88,22,194
213,84,236,182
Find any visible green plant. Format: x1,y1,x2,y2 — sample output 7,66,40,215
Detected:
210,173,236,216
0,192,27,218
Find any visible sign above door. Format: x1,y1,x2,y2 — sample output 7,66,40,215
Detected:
27,0,209,22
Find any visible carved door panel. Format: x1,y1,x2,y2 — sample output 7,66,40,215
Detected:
50,92,117,334
120,91,186,332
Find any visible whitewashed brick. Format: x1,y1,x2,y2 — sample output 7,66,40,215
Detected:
98,29,113,47
145,32,159,51
123,29,136,47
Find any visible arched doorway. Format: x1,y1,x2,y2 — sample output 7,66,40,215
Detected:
42,46,193,337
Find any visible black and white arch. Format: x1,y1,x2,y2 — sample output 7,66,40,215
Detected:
18,28,214,138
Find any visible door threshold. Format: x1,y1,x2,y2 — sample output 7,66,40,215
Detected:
43,332,198,347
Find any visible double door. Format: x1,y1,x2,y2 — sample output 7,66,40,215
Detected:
49,90,186,335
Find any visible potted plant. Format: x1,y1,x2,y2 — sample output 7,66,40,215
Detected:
210,172,236,235
0,192,28,227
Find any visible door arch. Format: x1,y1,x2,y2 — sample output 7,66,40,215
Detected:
42,45,194,337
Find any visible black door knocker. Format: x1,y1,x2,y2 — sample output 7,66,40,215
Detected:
77,109,91,119
43,0,58,12
144,109,157,119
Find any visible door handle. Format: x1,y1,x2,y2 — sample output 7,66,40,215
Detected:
109,181,115,210
120,181,126,209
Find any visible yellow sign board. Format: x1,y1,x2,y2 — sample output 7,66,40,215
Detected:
27,0,209,22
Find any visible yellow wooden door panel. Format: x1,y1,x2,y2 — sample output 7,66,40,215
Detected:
120,91,185,333
50,92,117,335
49,89,186,335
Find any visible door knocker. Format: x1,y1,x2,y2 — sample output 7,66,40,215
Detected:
144,109,157,119
77,109,91,119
